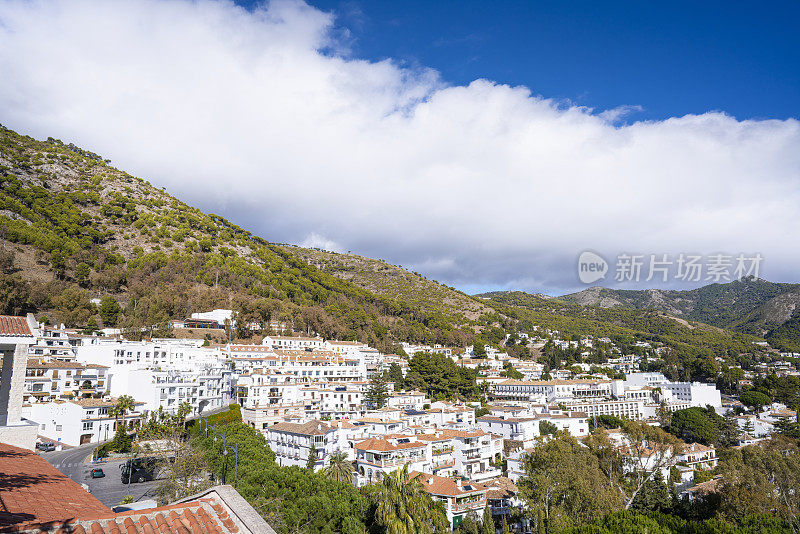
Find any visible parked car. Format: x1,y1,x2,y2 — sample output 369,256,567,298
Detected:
36,442,56,452
120,458,158,484
90,468,105,479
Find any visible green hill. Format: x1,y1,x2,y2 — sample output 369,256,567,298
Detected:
478,290,773,379
0,124,486,350
560,280,800,351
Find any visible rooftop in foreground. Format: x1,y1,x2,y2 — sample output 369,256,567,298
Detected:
0,443,273,533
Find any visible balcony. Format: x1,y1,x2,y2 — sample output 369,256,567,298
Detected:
450,498,486,513
467,467,502,482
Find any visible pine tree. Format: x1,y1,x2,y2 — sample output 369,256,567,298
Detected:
481,506,495,534
365,373,389,409
306,442,318,470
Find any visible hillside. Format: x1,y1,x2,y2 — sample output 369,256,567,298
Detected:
282,246,493,321
0,124,485,349
560,279,800,351
478,290,773,379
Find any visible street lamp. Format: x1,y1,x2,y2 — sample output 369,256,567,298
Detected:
213,431,227,483
223,443,239,488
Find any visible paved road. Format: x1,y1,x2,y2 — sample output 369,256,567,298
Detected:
39,444,160,508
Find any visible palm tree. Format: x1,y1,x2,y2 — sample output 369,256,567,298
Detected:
115,395,136,431
369,464,449,534
323,449,353,483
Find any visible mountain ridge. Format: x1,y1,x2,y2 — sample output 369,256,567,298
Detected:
552,279,800,351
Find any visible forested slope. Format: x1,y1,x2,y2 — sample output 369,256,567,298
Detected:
0,124,484,349
561,279,800,351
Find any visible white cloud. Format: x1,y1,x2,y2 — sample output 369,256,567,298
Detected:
299,233,343,253
0,0,798,294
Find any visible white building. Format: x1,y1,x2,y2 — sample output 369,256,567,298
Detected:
30,397,145,447
493,379,617,403
413,471,489,530
354,436,431,486
661,382,722,409
0,314,40,449
76,339,233,416
27,325,78,360
267,420,349,471
21,359,109,405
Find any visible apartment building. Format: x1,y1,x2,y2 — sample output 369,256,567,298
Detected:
477,410,589,445
676,443,718,470
227,346,365,381
426,405,476,428
412,472,489,530
385,390,428,410
662,382,722,409
109,365,234,415
493,379,616,403
477,416,541,444
27,325,77,360
354,436,431,486
267,420,351,471
75,339,234,416
30,397,145,446
77,338,221,368
21,360,109,405
261,336,327,350
564,398,647,420
416,429,502,482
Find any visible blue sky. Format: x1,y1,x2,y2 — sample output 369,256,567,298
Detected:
1,0,798,295
284,0,800,122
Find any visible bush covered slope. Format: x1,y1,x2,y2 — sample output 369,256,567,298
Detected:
0,124,485,349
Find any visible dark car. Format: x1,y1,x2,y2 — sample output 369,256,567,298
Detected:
90,468,105,478
36,442,56,452
120,458,158,484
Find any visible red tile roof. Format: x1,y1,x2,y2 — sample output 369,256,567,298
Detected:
0,316,32,337
0,443,110,529
0,444,250,534
4,499,241,534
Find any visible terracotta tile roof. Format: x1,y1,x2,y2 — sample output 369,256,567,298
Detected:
268,420,330,435
0,316,33,337
0,443,110,530
415,429,486,441
4,498,244,533
24,359,86,369
684,476,723,496
0,446,269,534
409,471,489,497
684,442,715,453
354,437,426,452
484,477,518,499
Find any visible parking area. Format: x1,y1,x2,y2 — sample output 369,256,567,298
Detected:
41,445,162,509
81,458,161,508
